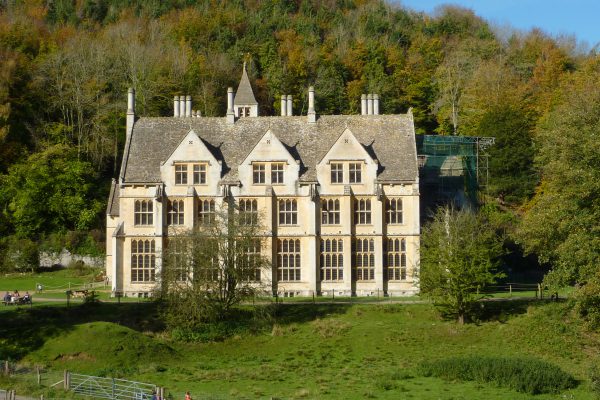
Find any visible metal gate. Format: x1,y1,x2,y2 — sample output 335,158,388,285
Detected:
69,373,156,399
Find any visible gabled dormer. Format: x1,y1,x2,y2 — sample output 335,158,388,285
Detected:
160,130,222,194
317,128,378,193
238,130,299,193
233,62,258,118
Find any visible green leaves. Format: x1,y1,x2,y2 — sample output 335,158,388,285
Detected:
420,206,504,323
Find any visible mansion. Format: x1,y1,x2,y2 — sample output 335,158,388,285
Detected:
106,65,420,297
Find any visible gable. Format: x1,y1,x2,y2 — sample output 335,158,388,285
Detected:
240,130,297,166
163,130,219,167
318,128,375,165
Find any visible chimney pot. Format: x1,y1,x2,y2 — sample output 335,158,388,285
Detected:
173,96,180,117
308,87,316,123
367,94,374,115
185,95,192,117
281,95,287,116
361,94,367,115
373,94,379,115
287,95,293,116
227,87,235,123
179,96,186,118
127,88,135,114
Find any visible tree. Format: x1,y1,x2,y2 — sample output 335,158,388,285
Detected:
158,202,270,330
420,206,504,324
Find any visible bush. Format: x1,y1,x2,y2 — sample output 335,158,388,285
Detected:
4,237,39,272
418,356,577,394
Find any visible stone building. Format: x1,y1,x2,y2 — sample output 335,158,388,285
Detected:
106,65,420,297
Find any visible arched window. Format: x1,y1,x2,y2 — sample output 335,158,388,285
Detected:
353,199,371,225
167,199,184,225
320,238,343,281
239,199,258,225
278,199,298,225
134,200,153,226
197,198,216,225
386,198,403,224
321,199,340,225
353,238,375,280
131,239,156,282
386,238,407,281
277,239,301,281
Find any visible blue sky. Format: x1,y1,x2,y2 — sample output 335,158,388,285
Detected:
396,0,599,48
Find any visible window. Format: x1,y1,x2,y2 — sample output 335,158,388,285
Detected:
134,200,153,226
386,238,407,281
238,106,250,117
253,163,265,184
320,238,343,281
131,239,155,282
354,198,371,224
349,163,362,183
278,199,298,225
167,238,188,282
195,239,220,282
353,238,375,281
175,164,188,185
197,199,215,225
331,163,343,184
277,239,301,281
386,198,403,224
193,164,207,184
321,199,340,225
167,199,184,226
271,162,284,184
239,199,258,226
240,239,261,281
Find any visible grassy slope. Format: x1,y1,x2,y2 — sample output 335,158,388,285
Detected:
0,268,98,292
2,301,598,399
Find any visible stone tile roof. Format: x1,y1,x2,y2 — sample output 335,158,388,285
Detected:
107,179,120,216
121,114,418,184
233,64,258,106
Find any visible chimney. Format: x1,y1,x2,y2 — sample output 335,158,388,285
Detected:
227,87,235,124
126,88,135,135
361,94,367,115
287,95,293,116
367,94,373,115
373,94,379,115
185,95,192,117
173,96,180,117
308,86,316,123
179,96,186,117
281,95,287,116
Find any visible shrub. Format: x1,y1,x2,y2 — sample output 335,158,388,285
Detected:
418,356,577,394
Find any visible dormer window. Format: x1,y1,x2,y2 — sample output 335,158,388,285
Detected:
193,164,207,184
331,163,343,184
349,163,362,183
271,163,284,184
175,164,188,185
253,163,266,184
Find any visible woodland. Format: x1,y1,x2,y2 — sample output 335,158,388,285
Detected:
0,1,598,323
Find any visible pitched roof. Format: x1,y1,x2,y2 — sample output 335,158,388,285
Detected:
107,179,120,216
233,63,258,106
121,114,418,184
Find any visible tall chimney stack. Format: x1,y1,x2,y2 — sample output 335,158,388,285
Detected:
179,96,186,117
287,95,293,116
367,94,373,115
373,94,379,115
126,88,135,137
361,94,367,115
308,86,316,123
227,87,235,124
173,96,180,117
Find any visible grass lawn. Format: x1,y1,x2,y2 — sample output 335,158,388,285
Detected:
0,299,598,399
0,268,100,292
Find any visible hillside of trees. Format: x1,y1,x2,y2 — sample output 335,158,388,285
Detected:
0,0,598,323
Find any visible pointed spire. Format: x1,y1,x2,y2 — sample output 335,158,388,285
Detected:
234,62,258,106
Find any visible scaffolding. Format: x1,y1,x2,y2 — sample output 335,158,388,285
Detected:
416,135,495,209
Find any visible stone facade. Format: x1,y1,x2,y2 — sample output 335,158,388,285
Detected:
106,66,420,297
